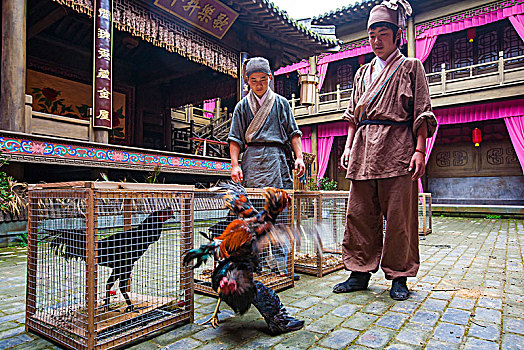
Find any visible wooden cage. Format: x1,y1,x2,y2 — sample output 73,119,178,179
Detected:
419,193,432,235
294,191,348,277
26,182,194,350
192,188,295,297
293,152,316,191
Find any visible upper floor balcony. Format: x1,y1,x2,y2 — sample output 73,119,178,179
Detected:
289,51,524,125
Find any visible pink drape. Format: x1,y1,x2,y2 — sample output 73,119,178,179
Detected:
435,98,524,124
415,36,438,62
317,63,329,92
504,116,524,174
274,61,309,75
509,14,524,41
417,4,524,40
203,98,216,118
318,122,351,179
418,124,440,193
300,126,311,154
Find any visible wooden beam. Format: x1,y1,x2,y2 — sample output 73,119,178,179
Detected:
27,7,68,39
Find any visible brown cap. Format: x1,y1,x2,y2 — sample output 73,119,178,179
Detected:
367,0,412,29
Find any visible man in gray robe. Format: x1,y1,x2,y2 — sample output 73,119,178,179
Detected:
228,57,305,189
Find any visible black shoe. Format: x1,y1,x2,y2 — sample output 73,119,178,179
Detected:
390,277,410,300
294,273,300,281
266,308,304,334
332,272,371,293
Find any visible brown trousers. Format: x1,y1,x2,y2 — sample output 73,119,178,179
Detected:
342,174,419,280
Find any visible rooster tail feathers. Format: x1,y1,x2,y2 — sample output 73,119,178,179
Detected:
262,188,291,220
183,243,218,269
212,181,258,218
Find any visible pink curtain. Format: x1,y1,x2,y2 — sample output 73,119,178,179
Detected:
509,14,524,41
300,126,311,154
317,63,329,92
203,99,216,118
415,36,438,62
435,99,524,124
274,60,309,76
418,124,440,193
504,116,524,174
317,122,351,179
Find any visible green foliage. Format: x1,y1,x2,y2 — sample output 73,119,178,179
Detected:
307,177,318,191
17,232,28,247
0,152,27,216
318,177,338,191
145,165,162,184
0,154,12,213
486,214,501,219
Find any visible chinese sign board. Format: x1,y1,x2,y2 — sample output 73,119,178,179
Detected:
154,0,238,39
93,0,112,129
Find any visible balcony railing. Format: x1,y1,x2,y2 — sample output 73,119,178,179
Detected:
290,51,524,118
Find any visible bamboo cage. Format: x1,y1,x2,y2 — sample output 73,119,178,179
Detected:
294,191,348,277
192,188,295,297
293,152,316,191
26,182,194,350
419,193,432,235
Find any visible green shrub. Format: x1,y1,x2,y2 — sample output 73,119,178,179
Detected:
318,177,338,191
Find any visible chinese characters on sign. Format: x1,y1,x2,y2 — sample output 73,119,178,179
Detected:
93,0,112,129
154,0,238,39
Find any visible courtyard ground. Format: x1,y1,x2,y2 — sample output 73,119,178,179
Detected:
0,216,523,349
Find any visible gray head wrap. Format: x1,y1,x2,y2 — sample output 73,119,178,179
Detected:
368,0,412,29
245,57,272,78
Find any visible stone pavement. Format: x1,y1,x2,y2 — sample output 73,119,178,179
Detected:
0,217,523,349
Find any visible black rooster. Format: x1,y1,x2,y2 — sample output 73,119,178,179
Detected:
43,207,173,312
184,183,303,334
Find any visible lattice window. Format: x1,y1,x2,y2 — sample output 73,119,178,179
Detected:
503,25,524,58
478,30,499,63
275,79,285,96
336,64,353,90
430,41,450,72
453,37,473,68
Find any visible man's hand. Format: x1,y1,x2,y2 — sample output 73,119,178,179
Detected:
409,152,425,181
231,165,243,183
295,158,305,177
340,148,351,170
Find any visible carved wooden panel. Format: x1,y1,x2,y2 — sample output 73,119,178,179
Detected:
428,140,521,177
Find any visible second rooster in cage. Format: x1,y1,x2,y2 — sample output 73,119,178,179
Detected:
183,182,304,334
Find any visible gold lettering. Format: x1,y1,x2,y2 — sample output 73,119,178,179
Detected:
182,0,200,16
96,68,110,80
97,88,111,99
98,48,111,61
197,4,215,23
98,8,111,20
97,110,110,120
213,13,229,31
97,28,111,40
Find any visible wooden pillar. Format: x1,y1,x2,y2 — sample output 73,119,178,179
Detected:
407,17,415,58
92,0,113,144
238,52,248,101
311,125,318,177
1,0,27,132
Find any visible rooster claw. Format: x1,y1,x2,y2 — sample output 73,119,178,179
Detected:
201,315,220,328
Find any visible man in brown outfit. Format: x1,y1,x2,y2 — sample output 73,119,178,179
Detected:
333,0,438,300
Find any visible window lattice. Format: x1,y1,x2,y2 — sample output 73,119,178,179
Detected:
453,38,473,68
503,25,524,58
478,30,498,64
430,41,450,72
336,64,353,90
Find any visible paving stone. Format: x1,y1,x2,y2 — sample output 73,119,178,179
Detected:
478,296,503,309
395,325,432,346
425,339,460,349
463,337,499,350
390,301,419,314
410,310,440,327
375,311,409,330
0,326,25,339
341,312,378,330
0,334,33,349
501,333,524,350
290,296,323,309
305,314,344,333
448,296,476,310
330,304,360,318
503,317,524,335
473,307,502,324
162,337,203,350
421,298,448,312
152,323,204,346
384,343,418,350
355,326,395,348
432,322,465,344
272,330,319,350
467,323,500,341
318,328,359,349
440,308,471,325
296,302,334,319
362,301,391,315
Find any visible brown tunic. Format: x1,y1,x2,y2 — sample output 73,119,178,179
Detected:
342,50,437,180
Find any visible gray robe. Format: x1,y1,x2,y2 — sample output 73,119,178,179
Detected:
228,93,302,189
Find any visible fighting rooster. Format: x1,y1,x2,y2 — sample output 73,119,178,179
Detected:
184,182,303,334
43,207,173,312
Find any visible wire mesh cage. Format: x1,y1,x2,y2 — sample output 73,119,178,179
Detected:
419,193,432,235
192,188,295,297
294,191,348,277
26,182,194,350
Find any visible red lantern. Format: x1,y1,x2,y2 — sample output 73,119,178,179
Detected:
467,28,476,43
358,55,365,66
472,128,482,147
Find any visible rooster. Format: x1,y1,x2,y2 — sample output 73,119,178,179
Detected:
184,183,303,334
42,207,173,312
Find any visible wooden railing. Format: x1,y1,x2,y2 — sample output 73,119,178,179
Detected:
290,51,524,118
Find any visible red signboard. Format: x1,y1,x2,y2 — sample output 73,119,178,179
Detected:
93,0,112,129
154,0,238,39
